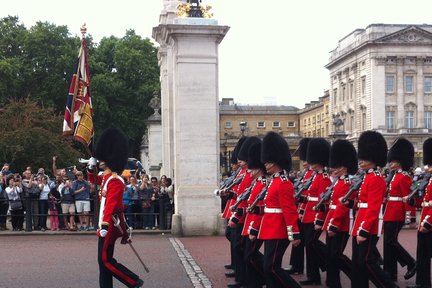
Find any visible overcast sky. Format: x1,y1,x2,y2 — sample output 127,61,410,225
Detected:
3,0,432,108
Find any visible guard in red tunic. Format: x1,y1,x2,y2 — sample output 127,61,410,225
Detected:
300,138,331,286
95,128,143,288
406,138,432,288
323,139,357,288
227,136,259,288
257,131,301,288
287,137,310,275
383,138,416,281
350,131,397,288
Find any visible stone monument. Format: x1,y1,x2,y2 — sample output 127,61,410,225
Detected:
153,0,229,235
146,92,163,177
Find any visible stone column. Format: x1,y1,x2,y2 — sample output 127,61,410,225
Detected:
417,57,425,128
147,94,163,178
396,58,405,129
153,10,229,235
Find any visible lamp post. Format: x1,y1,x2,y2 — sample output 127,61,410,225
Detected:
239,121,247,137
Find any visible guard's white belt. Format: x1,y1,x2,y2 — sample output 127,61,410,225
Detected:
422,201,432,207
307,196,319,202
329,204,337,210
388,196,403,202
264,207,283,213
358,203,368,208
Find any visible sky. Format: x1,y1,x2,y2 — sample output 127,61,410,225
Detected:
3,0,432,108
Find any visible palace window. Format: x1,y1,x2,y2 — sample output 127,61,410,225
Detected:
405,111,415,128
225,121,232,129
425,76,432,93
386,111,395,129
257,121,265,128
385,75,395,93
287,122,295,128
405,76,414,93
272,121,281,128
425,111,432,128
361,77,366,97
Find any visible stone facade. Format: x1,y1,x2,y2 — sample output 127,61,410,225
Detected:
326,24,432,166
299,92,330,138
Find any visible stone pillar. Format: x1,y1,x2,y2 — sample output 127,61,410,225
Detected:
153,8,229,235
396,58,405,129
417,57,425,128
147,94,163,178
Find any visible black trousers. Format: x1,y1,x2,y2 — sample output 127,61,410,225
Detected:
263,239,301,288
231,224,246,284
244,237,265,288
289,220,304,272
303,223,326,281
415,231,432,287
225,225,234,268
98,236,140,288
0,200,8,228
326,231,352,288
383,221,415,278
351,235,397,288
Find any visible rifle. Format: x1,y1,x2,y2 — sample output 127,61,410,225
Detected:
230,179,259,212
341,171,366,203
293,170,306,191
247,181,271,213
215,174,245,197
313,179,337,211
407,172,431,201
294,173,315,201
220,168,241,189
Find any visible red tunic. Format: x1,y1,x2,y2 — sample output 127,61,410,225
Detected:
302,171,332,224
323,176,352,232
242,176,267,236
222,169,246,219
351,169,385,237
229,171,254,225
383,170,412,222
258,171,300,240
419,178,432,231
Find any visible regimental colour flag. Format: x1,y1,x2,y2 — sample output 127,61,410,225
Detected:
63,27,94,154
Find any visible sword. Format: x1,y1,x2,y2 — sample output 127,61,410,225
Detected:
112,215,150,273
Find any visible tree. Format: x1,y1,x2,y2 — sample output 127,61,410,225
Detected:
0,99,83,174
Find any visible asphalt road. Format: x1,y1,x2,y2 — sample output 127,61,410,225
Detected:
0,228,420,288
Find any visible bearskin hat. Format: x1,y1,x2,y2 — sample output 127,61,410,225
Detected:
423,138,432,165
238,136,261,162
261,132,292,171
388,138,414,171
329,139,358,175
357,130,388,167
298,138,310,161
306,138,330,167
230,136,247,164
95,128,129,174
248,141,265,171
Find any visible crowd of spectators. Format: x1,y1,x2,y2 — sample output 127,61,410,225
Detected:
0,159,174,232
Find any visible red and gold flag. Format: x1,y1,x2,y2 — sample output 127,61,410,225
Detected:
63,26,94,154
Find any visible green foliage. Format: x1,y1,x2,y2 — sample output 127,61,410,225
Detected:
0,16,161,161
0,99,83,174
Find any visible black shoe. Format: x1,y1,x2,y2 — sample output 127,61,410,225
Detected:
224,263,233,269
285,267,303,275
227,283,243,288
225,271,236,278
133,279,144,288
404,262,417,280
299,279,321,285
406,285,426,288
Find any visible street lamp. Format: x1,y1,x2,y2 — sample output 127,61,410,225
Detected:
239,121,247,136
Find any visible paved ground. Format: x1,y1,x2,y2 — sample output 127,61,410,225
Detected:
0,227,420,288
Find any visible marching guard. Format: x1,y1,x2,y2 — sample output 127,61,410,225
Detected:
95,128,144,288
350,131,397,288
383,138,416,281
406,138,432,288
299,138,331,285
257,131,302,288
323,139,356,288
287,137,311,275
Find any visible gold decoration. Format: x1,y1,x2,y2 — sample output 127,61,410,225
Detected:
200,4,213,18
176,3,191,17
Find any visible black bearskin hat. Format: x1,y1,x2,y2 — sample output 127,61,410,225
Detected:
248,141,265,171
230,136,247,164
95,128,129,174
357,130,387,167
329,139,358,175
261,132,292,171
423,138,432,165
299,138,310,161
238,136,261,162
388,138,414,171
306,138,330,167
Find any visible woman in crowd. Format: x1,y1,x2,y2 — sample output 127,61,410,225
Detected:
0,174,8,230
5,176,24,231
60,178,76,231
140,175,154,230
38,176,51,231
160,178,174,229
